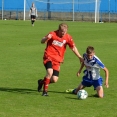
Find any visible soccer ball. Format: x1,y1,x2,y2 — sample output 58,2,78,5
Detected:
77,89,88,100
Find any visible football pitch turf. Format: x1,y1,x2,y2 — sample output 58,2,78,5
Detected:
0,20,117,117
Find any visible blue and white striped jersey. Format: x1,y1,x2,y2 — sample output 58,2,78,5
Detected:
83,53,105,80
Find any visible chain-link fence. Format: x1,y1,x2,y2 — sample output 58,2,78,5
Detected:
0,0,117,22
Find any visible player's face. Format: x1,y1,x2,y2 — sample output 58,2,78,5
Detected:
58,26,68,37
32,3,34,7
87,52,95,60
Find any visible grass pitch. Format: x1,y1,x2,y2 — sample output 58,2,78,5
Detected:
0,20,117,117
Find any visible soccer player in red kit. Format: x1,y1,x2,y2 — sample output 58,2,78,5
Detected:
38,23,83,96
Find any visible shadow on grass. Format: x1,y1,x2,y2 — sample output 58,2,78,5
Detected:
48,90,67,94
0,88,70,95
49,90,78,100
65,97,78,100
88,94,99,98
0,87,38,95
0,87,99,98
49,90,99,99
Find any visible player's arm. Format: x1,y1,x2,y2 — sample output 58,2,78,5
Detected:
103,67,109,88
72,46,83,62
41,34,52,44
77,62,84,77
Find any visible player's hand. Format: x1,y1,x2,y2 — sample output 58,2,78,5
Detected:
77,71,81,77
36,15,38,17
29,14,30,17
105,83,109,88
47,34,52,39
41,34,52,43
79,57,84,63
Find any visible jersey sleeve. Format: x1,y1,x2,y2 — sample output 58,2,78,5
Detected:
96,59,105,69
67,34,75,49
45,32,53,41
83,53,86,58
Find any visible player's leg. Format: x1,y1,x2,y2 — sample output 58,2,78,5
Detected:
50,61,60,83
93,78,104,98
31,15,35,26
38,61,53,96
32,16,36,26
31,15,33,25
38,70,59,92
66,83,85,94
96,86,104,98
73,76,92,94
42,68,53,96
42,61,60,96
73,83,85,94
32,19,34,26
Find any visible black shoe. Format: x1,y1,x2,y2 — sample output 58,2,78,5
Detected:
42,91,48,96
38,79,43,92
72,89,77,94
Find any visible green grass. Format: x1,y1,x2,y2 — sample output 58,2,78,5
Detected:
0,20,117,117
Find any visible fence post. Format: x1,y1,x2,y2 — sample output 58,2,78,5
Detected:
2,0,4,20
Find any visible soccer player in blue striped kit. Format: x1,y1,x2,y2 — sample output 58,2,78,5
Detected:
66,46,109,98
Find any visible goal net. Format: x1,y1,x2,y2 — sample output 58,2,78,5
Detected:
24,0,100,23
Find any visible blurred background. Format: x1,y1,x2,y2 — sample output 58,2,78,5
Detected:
0,0,117,22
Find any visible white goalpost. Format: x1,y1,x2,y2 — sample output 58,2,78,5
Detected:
2,0,4,20
24,0,100,22
24,0,26,21
95,0,100,23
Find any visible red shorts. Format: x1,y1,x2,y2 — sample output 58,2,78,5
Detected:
43,55,60,71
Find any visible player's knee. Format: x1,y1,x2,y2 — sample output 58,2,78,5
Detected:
98,94,104,98
52,79,57,83
46,73,53,79
98,92,104,98
51,76,58,83
47,69,53,78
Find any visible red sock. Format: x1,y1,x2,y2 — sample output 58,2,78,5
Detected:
43,78,50,92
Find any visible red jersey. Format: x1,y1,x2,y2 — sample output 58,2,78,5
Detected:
43,30,75,63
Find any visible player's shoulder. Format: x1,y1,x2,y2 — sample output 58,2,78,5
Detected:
47,30,57,38
93,55,102,61
66,33,72,38
93,55,105,68
64,33,73,42
49,30,57,36
83,53,87,58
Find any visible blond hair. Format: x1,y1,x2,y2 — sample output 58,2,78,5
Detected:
58,23,68,31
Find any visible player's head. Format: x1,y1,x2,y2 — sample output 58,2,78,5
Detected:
58,23,68,37
32,3,34,7
86,46,95,60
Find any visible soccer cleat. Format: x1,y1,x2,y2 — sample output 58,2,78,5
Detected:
72,89,77,94
42,91,48,96
38,79,43,92
65,89,74,93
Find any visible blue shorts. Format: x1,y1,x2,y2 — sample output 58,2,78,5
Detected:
81,76,103,90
